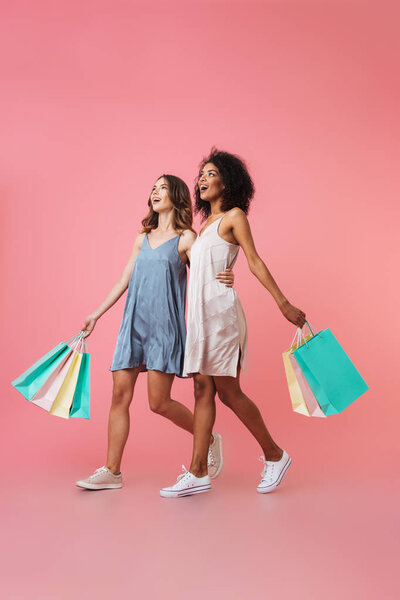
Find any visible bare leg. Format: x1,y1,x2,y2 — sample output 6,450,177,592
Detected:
214,364,283,461
189,374,217,477
147,371,214,443
106,367,141,474
147,370,194,434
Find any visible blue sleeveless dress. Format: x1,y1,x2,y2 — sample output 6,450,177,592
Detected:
110,234,187,377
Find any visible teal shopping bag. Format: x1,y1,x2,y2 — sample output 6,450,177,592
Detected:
293,327,369,415
12,342,72,401
69,352,91,419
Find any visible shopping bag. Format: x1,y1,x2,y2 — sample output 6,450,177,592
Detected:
69,344,90,419
49,352,83,418
31,347,77,411
11,341,73,401
282,330,312,416
293,324,369,415
289,353,326,418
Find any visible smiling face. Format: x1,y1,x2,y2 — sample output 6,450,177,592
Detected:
150,177,174,213
198,162,225,203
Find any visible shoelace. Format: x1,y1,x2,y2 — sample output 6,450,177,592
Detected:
89,466,108,480
176,465,190,483
207,447,215,467
259,456,276,482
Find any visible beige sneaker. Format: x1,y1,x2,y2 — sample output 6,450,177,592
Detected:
76,466,122,490
207,432,223,479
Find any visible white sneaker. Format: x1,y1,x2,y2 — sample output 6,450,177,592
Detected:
76,466,123,490
208,432,223,479
257,450,292,494
160,466,211,498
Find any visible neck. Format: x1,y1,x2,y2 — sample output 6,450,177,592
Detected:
156,210,175,232
209,198,224,217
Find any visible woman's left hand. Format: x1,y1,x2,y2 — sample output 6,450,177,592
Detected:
216,268,234,288
280,301,306,327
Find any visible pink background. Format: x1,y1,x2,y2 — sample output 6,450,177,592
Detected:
1,1,399,598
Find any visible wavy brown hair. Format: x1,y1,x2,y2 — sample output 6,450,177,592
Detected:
141,174,195,234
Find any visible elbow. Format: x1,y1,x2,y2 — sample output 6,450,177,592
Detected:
118,277,129,293
249,256,263,275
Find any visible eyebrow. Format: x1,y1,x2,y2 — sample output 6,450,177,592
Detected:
200,169,218,174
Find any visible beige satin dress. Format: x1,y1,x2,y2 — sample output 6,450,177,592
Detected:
183,216,247,377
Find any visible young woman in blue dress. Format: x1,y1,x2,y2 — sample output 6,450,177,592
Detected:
75,175,233,490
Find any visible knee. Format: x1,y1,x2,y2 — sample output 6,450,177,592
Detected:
217,389,233,408
217,390,229,406
148,396,169,415
194,380,215,403
111,384,132,409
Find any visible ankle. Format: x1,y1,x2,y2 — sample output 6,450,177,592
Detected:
263,448,283,462
106,464,121,475
189,461,208,478
190,468,208,478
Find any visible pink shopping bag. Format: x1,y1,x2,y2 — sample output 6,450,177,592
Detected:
289,352,326,418
31,348,77,411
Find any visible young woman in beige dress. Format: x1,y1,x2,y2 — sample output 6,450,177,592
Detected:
160,150,306,497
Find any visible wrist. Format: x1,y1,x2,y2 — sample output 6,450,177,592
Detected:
276,297,289,310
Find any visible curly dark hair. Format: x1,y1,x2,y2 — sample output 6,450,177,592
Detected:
194,148,255,221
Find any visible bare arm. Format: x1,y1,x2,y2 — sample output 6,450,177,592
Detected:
228,209,306,327
81,233,145,337
178,229,197,265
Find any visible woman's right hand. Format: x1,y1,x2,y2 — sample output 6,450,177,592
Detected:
81,315,97,338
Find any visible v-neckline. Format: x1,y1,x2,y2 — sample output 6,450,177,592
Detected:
198,216,224,238
146,233,179,251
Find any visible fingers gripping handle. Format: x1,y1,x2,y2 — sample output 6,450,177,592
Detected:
65,331,88,353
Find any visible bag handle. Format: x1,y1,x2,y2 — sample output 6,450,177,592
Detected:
65,331,84,344
291,322,315,349
290,321,318,350
290,328,305,349
65,331,88,353
297,328,305,348
305,321,317,337
78,335,88,354
290,329,300,349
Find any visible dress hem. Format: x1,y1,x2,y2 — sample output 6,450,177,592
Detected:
183,361,246,379
110,363,188,378
183,370,243,378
